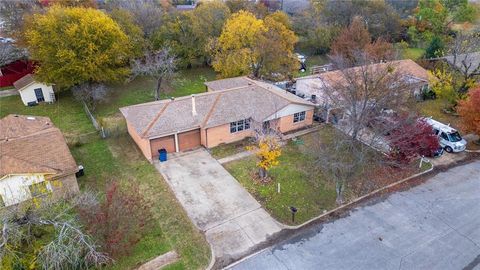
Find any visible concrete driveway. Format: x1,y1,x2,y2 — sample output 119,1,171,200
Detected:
155,149,282,264
231,160,480,270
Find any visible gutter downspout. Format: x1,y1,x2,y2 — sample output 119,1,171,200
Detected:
174,132,179,152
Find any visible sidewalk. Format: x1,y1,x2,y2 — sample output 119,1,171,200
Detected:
0,89,18,97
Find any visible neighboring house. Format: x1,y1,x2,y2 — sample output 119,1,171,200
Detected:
444,52,480,78
0,115,79,207
13,74,55,106
295,59,431,107
121,77,315,161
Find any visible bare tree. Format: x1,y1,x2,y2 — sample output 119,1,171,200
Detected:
315,134,369,205
445,32,480,94
0,0,40,39
0,194,110,270
0,43,25,68
106,0,164,38
321,53,413,142
72,82,109,111
131,48,176,101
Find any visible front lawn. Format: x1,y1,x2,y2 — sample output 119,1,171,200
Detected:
71,136,210,270
224,126,429,225
224,128,338,224
0,91,94,136
96,67,217,117
209,139,253,160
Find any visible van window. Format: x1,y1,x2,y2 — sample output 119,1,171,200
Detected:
448,132,462,142
433,129,439,135
440,132,449,141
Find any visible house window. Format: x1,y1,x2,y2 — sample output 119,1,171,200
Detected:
28,181,50,197
230,119,251,133
293,111,306,123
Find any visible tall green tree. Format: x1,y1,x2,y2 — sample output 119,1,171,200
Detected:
152,12,199,68
25,6,132,88
212,10,297,80
190,0,231,64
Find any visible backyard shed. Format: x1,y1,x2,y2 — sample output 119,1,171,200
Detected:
13,74,55,106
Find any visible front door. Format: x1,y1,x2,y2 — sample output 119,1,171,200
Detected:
34,88,45,102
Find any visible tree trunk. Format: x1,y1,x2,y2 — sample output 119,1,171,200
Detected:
335,181,344,205
155,76,163,101
259,167,267,179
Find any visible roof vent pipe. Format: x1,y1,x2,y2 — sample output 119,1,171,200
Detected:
191,94,197,116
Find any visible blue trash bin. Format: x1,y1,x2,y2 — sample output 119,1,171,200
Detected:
158,149,167,162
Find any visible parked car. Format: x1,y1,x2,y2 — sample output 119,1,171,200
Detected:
425,118,467,153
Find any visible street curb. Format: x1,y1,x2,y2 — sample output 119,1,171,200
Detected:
222,163,435,269
205,242,216,270
281,163,434,230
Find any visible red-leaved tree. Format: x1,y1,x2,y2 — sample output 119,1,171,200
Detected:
77,182,151,258
386,115,440,164
457,87,480,137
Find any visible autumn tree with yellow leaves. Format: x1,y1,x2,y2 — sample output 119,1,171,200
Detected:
24,6,132,88
212,10,297,80
256,136,282,180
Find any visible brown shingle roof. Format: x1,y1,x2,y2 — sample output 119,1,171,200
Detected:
297,59,430,85
204,76,252,91
120,79,315,138
0,114,53,140
0,115,78,178
13,74,35,90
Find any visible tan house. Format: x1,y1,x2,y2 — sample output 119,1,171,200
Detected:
0,115,79,207
121,77,316,161
295,59,431,105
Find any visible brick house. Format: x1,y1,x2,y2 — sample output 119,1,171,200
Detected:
0,115,80,207
120,77,316,161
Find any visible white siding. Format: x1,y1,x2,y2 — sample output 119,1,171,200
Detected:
0,174,52,207
264,104,314,121
19,82,55,106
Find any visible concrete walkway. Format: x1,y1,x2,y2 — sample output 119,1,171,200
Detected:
230,160,480,270
155,149,282,265
218,151,254,164
0,89,18,97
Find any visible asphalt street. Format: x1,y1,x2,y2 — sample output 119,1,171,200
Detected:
230,160,480,270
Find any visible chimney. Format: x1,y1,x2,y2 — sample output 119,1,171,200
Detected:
191,94,197,116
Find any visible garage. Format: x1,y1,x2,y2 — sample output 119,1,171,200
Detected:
150,135,175,157
178,129,201,151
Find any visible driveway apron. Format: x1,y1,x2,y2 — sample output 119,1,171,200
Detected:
155,149,283,264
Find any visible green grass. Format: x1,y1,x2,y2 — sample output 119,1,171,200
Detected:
97,67,217,117
415,99,462,131
0,91,94,136
71,136,210,270
0,71,211,269
295,54,329,78
402,47,425,60
0,86,14,91
209,139,252,159
224,128,337,225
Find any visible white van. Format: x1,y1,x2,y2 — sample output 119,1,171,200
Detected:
425,118,467,153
